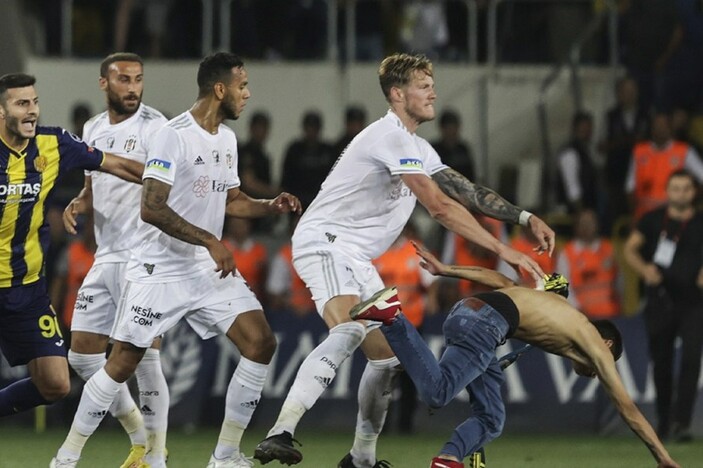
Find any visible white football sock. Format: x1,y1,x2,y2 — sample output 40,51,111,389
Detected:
135,348,169,461
57,368,120,460
213,357,269,460
68,350,146,446
351,357,401,467
268,321,366,437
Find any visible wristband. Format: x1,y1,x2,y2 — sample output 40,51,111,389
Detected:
518,210,533,227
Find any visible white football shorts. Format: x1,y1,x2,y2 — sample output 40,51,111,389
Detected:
112,270,262,348
71,262,128,335
293,248,385,318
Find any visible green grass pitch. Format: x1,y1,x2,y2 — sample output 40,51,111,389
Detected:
2,426,700,467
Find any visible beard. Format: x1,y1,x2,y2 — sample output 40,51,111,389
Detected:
221,99,239,121
107,87,142,116
5,114,32,140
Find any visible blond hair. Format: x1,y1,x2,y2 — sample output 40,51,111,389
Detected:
378,53,433,102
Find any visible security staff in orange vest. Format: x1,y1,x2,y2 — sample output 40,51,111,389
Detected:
442,214,506,296
267,215,316,316
625,112,703,220
49,216,96,330
556,209,621,319
498,223,556,286
373,223,438,433
222,217,268,300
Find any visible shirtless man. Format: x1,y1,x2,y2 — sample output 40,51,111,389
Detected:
351,244,679,468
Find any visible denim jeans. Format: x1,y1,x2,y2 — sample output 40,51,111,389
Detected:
382,298,509,459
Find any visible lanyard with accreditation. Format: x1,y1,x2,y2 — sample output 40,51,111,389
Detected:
652,212,689,269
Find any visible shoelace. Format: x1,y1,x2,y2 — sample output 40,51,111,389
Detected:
374,460,392,468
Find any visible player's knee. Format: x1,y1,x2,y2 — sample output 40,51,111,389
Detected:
240,330,277,363
36,375,70,402
423,388,453,409
330,321,367,353
479,407,505,439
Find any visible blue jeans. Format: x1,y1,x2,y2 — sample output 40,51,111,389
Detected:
382,299,508,460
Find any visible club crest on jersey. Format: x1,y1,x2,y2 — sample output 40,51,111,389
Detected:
106,136,115,149
212,150,220,165
226,150,233,169
33,155,48,172
124,135,138,152
399,158,423,169
146,159,171,172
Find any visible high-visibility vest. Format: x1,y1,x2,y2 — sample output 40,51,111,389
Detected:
223,239,267,298
63,241,95,328
373,240,426,328
277,244,316,314
454,217,503,295
511,235,556,283
632,141,688,219
563,240,620,319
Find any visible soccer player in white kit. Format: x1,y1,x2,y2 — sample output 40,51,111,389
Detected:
59,53,170,468
254,53,556,468
52,53,301,468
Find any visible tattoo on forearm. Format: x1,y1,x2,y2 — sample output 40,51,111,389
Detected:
142,181,214,246
432,168,522,224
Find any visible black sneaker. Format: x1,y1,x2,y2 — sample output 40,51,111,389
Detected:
253,431,303,465
337,453,392,468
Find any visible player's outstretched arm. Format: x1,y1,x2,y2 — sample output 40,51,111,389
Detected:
225,188,302,218
403,172,544,281
413,241,516,289
584,339,679,467
141,178,234,278
99,152,144,184
63,175,93,235
432,168,555,255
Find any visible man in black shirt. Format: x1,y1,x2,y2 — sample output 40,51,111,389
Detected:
623,169,703,442
431,110,475,181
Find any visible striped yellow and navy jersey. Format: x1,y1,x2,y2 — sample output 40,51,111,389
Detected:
0,126,104,287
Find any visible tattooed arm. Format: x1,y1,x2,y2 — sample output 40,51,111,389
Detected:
432,168,555,255
140,177,234,278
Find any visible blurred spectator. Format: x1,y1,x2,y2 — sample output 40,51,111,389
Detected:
441,214,506,296
114,0,172,57
400,0,449,59
222,217,268,300
280,110,336,209
547,3,594,62
332,105,367,158
601,77,649,232
623,169,703,442
626,112,703,220
620,0,683,112
431,110,475,181
266,216,316,316
287,0,327,59
71,102,92,138
666,0,703,112
557,209,621,319
556,111,599,214
373,223,437,434
338,1,385,62
238,111,278,199
49,215,96,330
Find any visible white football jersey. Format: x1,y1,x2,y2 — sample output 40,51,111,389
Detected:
126,111,240,282
83,104,167,264
292,110,447,261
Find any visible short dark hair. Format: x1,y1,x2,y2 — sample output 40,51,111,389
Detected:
100,52,143,78
378,53,433,102
345,105,366,123
197,52,245,98
302,110,322,129
591,320,623,361
0,73,36,101
250,111,270,128
440,109,461,127
667,168,697,187
572,111,592,129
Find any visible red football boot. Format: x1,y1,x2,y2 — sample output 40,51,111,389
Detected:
349,286,401,325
